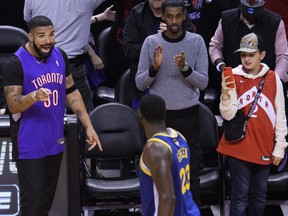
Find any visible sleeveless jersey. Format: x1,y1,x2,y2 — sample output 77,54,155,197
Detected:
14,47,66,159
217,70,277,165
139,128,200,216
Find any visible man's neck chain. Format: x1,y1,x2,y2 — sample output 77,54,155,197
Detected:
33,56,45,64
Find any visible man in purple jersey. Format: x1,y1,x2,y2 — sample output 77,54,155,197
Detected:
2,16,102,216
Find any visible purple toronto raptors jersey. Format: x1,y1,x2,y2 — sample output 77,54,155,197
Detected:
15,47,66,159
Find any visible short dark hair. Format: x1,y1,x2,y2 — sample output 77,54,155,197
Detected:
139,94,166,122
28,15,53,31
161,0,185,13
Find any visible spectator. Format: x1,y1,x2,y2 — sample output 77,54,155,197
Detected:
105,0,145,87
139,94,200,216
87,6,116,109
85,5,116,97
85,33,106,92
217,32,287,216
135,0,208,205
2,16,102,216
123,0,193,109
24,0,112,111
209,0,288,83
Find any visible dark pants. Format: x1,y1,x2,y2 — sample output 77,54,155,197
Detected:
228,157,271,216
69,63,92,112
16,153,63,216
166,105,202,206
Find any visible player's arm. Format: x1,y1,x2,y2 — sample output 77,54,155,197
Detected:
143,141,175,216
65,74,102,151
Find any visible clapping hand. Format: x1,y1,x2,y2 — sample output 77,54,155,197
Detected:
152,45,163,71
174,51,186,69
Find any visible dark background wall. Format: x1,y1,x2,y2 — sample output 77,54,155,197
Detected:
0,0,27,31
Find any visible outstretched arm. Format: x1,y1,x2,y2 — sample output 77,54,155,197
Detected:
91,5,116,24
4,85,51,114
209,19,226,73
65,74,102,151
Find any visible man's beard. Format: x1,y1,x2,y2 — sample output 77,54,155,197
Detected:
33,42,54,59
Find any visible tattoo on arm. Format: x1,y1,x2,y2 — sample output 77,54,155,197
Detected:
5,86,24,104
14,96,23,104
75,110,83,118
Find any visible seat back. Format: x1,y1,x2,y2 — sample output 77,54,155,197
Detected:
81,103,145,215
198,102,222,212
115,69,134,107
82,102,145,159
93,27,116,106
199,102,219,167
0,25,28,64
96,26,111,69
0,26,28,110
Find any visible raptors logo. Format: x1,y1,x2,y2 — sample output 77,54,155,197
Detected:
249,0,256,6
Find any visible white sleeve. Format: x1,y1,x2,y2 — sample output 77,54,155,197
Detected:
219,89,238,121
273,73,288,158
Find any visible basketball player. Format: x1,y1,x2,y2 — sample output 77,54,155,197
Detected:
138,94,200,216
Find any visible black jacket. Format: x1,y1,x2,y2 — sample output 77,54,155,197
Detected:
123,1,193,76
222,8,281,70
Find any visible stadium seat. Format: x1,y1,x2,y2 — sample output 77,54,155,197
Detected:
80,103,145,216
115,69,134,107
93,27,115,106
0,25,28,64
0,25,28,111
198,102,223,213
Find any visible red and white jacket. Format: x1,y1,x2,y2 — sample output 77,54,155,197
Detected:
217,63,288,165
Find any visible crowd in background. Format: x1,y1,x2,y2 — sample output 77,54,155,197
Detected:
0,0,288,215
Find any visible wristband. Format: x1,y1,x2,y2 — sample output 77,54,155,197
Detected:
216,62,225,72
94,16,98,23
180,62,190,72
66,84,77,95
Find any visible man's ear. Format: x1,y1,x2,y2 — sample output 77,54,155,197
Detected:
28,32,33,42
